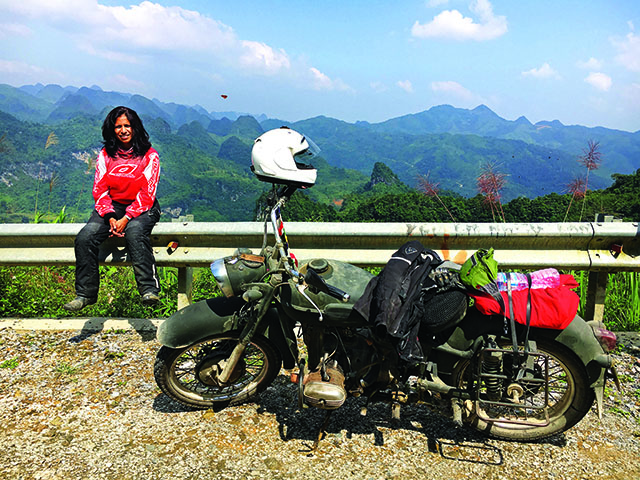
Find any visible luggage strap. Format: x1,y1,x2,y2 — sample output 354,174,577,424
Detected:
506,273,532,369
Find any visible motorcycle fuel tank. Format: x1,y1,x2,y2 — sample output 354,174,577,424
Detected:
280,258,374,325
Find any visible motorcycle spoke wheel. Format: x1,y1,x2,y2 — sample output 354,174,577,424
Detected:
454,338,594,441
154,332,281,409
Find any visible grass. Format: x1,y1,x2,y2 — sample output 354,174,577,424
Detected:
604,271,640,331
0,265,222,320
104,350,126,360
0,358,19,369
572,271,640,331
609,406,631,418
55,362,80,375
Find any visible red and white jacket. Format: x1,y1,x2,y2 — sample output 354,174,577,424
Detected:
92,147,160,219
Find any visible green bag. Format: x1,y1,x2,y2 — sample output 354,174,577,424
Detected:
460,248,499,290
459,247,504,312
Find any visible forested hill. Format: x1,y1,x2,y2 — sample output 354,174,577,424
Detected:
1,83,639,223
0,108,365,223
371,105,640,177
269,116,603,200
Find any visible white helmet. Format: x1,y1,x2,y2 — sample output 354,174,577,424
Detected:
251,127,318,187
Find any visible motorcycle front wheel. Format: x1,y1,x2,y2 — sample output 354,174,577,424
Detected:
453,337,594,441
154,331,282,409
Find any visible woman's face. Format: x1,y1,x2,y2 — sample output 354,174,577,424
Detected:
114,114,134,148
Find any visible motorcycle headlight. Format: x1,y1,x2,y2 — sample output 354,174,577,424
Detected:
210,251,267,298
210,258,234,297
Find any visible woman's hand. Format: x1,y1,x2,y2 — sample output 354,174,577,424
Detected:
109,217,129,237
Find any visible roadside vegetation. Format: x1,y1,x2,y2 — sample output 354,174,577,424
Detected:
0,265,220,320
0,265,638,332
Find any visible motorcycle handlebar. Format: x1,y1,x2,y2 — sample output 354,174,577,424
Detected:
326,284,351,303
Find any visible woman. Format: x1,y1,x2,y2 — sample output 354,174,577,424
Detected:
64,106,161,312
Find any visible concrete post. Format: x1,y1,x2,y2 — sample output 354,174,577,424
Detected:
583,270,609,322
177,266,193,310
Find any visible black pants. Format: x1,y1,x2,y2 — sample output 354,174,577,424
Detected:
74,200,161,299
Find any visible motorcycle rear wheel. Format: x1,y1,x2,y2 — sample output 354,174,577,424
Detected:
453,337,594,441
154,331,281,409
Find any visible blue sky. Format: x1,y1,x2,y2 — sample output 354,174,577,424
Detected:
0,0,638,131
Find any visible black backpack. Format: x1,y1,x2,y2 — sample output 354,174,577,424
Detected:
354,240,442,362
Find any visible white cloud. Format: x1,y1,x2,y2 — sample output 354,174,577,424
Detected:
612,31,640,72
585,72,612,91
0,58,64,84
0,58,44,75
102,2,236,52
308,67,351,91
370,81,388,93
1,1,236,52
106,73,146,91
521,62,559,79
397,80,414,93
0,22,31,38
240,41,291,75
4,1,236,51
2,0,98,21
0,1,282,75
309,67,333,89
412,0,507,41
621,82,640,109
78,44,141,64
431,80,473,100
577,57,602,70
206,72,224,84
427,0,450,7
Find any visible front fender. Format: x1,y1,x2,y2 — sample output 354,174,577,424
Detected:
156,297,297,369
157,297,243,348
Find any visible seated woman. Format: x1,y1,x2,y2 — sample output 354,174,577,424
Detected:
64,106,161,312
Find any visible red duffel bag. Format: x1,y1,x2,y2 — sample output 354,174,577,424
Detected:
470,274,579,330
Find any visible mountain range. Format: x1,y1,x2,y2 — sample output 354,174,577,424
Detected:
1,83,639,222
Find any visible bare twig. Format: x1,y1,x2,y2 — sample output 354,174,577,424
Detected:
578,140,602,221
417,172,456,222
477,162,507,222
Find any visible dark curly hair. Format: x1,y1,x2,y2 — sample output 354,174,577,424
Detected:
102,106,152,157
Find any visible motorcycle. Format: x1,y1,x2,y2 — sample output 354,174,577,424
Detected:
153,129,619,443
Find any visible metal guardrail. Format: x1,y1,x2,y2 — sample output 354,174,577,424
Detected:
1,221,639,319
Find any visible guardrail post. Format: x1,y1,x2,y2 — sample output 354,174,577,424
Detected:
583,271,608,323
177,267,193,310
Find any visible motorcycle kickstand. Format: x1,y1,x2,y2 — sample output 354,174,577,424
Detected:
311,410,333,452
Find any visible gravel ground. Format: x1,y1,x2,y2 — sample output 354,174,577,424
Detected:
0,325,639,480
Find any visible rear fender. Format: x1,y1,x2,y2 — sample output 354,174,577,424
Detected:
438,312,609,388
534,315,611,388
